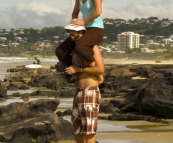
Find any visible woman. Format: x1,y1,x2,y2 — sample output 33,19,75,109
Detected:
55,0,104,66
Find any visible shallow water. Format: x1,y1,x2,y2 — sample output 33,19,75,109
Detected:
0,56,57,64
0,68,9,81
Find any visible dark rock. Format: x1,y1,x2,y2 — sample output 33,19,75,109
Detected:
63,109,72,116
7,84,19,91
19,85,30,90
0,135,8,142
2,63,173,124
28,72,67,88
108,113,168,123
110,96,126,108
12,92,21,97
100,102,118,114
98,116,108,120
0,90,7,98
0,99,74,143
56,111,64,116
30,88,75,98
0,80,7,98
22,93,30,98
121,80,173,118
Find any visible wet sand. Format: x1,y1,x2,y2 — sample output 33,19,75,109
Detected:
56,131,173,143
60,116,173,143
103,59,173,65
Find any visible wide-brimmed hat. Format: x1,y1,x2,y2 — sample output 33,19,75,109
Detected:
64,24,86,32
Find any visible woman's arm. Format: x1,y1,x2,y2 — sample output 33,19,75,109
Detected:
71,0,102,26
84,0,102,24
72,0,80,19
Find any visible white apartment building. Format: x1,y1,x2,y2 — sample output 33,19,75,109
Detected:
161,39,173,45
118,32,140,52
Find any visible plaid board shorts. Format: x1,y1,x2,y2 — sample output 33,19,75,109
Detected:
71,86,101,135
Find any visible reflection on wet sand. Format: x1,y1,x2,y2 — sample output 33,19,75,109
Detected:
56,131,173,143
1,97,173,143
62,116,173,143
96,132,173,143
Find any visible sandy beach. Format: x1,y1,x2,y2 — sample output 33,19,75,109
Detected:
1,58,173,143
54,113,173,143
103,58,173,65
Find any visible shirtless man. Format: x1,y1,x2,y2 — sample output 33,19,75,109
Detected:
64,24,104,143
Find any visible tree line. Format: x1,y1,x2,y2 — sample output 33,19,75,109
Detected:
2,18,173,44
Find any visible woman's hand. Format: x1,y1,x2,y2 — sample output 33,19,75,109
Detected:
65,65,78,75
70,18,85,26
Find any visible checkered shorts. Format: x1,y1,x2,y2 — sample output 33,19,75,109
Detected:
71,86,101,135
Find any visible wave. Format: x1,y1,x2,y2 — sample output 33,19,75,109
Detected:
0,57,58,63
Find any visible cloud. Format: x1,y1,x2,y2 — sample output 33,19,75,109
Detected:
103,0,173,20
0,0,173,29
0,2,74,29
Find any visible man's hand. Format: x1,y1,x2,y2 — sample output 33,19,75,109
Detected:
65,65,78,75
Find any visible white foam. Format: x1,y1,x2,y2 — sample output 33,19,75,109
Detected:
0,56,58,64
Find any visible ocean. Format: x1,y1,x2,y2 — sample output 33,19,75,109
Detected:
0,56,58,80
0,56,58,65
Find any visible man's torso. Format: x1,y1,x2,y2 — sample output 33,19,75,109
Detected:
72,51,98,88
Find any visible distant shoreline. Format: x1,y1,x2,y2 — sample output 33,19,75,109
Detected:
0,53,57,59
0,59,173,71
103,59,173,65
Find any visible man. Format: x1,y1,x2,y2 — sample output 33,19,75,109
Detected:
63,24,104,143
33,57,41,65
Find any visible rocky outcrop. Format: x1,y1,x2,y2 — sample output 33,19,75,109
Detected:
108,113,168,123
3,64,173,121
1,64,173,143
120,78,173,118
0,99,74,143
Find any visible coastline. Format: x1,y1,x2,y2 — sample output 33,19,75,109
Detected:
103,58,173,65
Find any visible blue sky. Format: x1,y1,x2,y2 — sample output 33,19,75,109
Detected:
0,0,172,29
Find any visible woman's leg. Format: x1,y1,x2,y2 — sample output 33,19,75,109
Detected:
75,28,104,64
55,37,76,65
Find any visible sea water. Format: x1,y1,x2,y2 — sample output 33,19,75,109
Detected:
0,56,58,80
0,56,58,65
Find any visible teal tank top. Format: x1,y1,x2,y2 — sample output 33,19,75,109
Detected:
79,0,104,28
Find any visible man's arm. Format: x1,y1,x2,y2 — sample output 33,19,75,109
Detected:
65,45,104,75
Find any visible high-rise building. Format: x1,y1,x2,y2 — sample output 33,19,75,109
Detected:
118,32,140,52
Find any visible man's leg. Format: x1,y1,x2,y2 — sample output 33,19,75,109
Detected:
74,134,95,143
84,134,95,143
74,134,85,143
76,87,100,143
